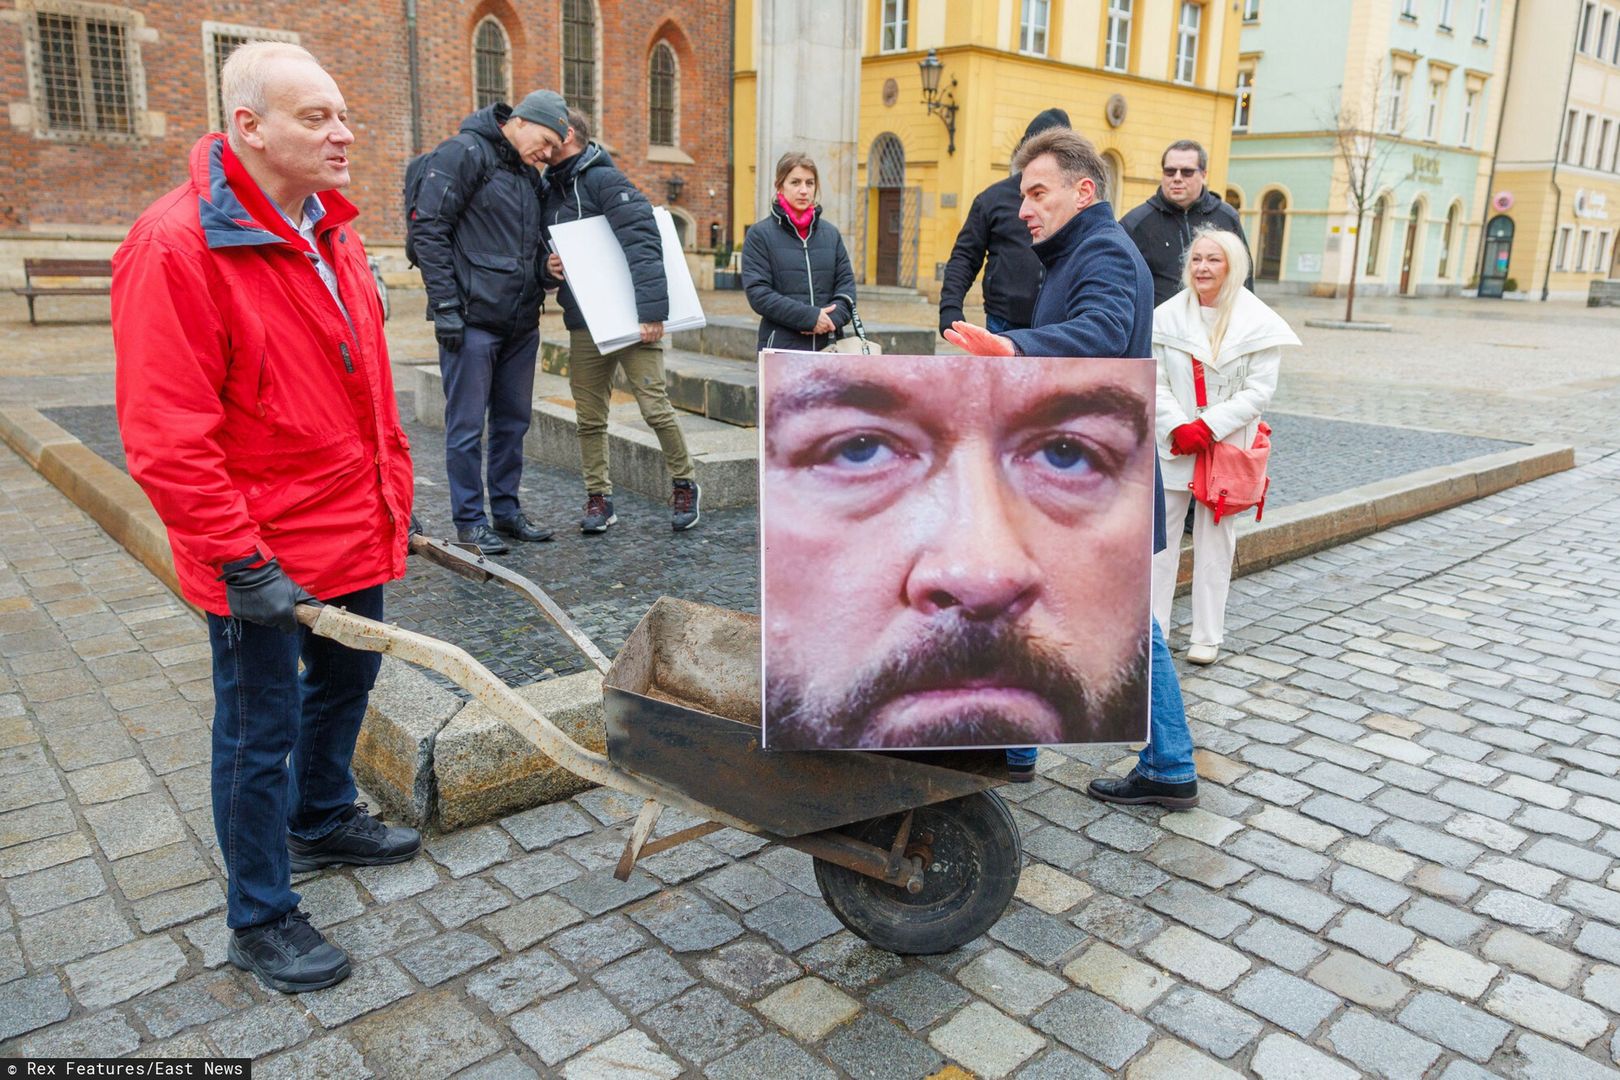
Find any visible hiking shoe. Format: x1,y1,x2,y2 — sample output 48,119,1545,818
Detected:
287,803,421,873
672,480,701,532
581,494,617,533
227,908,350,993
1007,761,1036,783
1088,770,1199,810
493,512,555,543
456,523,510,555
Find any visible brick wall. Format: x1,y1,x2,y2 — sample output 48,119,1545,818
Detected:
0,0,730,259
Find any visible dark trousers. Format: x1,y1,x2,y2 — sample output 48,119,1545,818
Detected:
440,324,539,528
207,586,384,929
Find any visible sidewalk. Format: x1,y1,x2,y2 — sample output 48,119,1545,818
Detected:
2,366,1620,1075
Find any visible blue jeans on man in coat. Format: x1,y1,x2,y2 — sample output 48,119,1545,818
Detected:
1006,618,1192,777
207,585,383,929
439,325,540,528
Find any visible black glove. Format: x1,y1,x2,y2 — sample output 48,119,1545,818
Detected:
410,512,424,537
433,306,465,353
218,553,313,634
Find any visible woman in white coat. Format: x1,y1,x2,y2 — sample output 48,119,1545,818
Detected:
1153,226,1300,665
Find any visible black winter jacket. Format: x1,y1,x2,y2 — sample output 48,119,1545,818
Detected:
1121,190,1252,307
741,202,856,352
540,144,668,331
412,103,546,336
938,174,1044,335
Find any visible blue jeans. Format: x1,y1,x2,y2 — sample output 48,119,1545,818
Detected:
1137,618,1196,783
985,313,1012,335
208,586,384,929
440,324,539,528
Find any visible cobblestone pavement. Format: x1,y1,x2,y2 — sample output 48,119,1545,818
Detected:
1,396,1620,1076
39,396,1520,691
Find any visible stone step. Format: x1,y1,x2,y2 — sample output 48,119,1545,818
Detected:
413,364,758,508
669,313,937,362
540,341,758,428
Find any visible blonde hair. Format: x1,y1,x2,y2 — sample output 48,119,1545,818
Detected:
1180,226,1252,357
221,41,322,149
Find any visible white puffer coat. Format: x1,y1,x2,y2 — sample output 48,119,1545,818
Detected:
1152,287,1301,489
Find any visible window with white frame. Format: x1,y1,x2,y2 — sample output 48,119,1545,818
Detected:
1581,2,1597,52
1578,227,1593,270
1612,13,1620,62
1243,0,1260,21
1564,108,1580,162
1439,0,1455,27
1386,71,1407,133
1601,8,1614,56
1474,0,1490,38
1598,230,1612,271
25,1,146,138
203,23,300,133
648,41,676,147
1020,0,1050,54
1425,76,1446,140
1460,88,1478,146
1556,225,1573,270
1234,67,1254,129
1105,0,1133,72
880,0,908,52
1174,2,1202,84
1583,113,1597,166
1439,203,1459,278
1602,119,1614,173
1401,0,1417,19
1611,126,1620,170
472,17,511,110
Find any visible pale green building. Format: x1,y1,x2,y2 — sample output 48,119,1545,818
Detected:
1228,0,1516,297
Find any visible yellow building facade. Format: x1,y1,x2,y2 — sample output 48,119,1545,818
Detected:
733,0,1242,299
1491,0,1620,299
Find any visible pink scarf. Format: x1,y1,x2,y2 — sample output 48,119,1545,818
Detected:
777,194,815,241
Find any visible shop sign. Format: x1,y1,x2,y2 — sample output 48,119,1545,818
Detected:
1574,189,1609,220
1403,153,1443,185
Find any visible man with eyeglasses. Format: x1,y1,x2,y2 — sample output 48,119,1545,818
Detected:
1121,139,1252,307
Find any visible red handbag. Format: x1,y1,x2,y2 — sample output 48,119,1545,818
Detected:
1189,357,1271,524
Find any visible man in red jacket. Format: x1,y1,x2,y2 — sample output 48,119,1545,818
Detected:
112,42,419,993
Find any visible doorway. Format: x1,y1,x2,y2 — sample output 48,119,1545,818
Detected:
870,134,906,287
1258,190,1286,281
1399,199,1424,295
1477,214,1514,298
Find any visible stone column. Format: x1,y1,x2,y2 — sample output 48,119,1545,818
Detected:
754,0,863,237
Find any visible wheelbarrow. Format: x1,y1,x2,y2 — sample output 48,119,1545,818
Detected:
293,534,1022,954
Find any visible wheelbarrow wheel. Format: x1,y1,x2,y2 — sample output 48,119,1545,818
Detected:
812,790,1021,956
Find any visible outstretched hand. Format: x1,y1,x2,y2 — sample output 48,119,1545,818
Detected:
943,320,1016,356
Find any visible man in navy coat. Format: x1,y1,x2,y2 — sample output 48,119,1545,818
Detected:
946,127,1199,808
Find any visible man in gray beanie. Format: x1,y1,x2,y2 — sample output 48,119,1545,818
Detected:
939,108,1070,339
409,90,569,554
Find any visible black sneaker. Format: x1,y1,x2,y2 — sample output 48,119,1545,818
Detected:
672,480,701,532
493,512,555,543
1088,770,1199,809
1007,761,1036,783
581,493,617,534
227,908,350,993
456,523,510,555
287,803,421,872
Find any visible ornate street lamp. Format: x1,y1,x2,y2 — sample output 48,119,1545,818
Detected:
918,48,958,155
665,176,685,204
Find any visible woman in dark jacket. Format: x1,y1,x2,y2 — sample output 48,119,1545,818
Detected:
742,152,857,352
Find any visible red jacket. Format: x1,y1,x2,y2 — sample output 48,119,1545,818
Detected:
112,134,412,615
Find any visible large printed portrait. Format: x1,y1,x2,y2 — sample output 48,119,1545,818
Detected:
760,350,1156,751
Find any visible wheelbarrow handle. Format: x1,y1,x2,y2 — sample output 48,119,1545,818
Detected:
408,534,613,675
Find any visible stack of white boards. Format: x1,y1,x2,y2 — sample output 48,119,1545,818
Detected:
547,206,706,353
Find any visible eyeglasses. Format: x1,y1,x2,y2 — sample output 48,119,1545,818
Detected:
1162,167,1201,178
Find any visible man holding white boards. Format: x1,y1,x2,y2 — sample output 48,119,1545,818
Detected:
542,109,701,534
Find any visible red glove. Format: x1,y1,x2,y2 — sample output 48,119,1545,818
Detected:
1169,419,1215,456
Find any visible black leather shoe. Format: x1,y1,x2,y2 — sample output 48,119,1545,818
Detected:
288,803,421,872
228,908,350,993
1088,770,1199,809
456,523,509,555
493,512,554,543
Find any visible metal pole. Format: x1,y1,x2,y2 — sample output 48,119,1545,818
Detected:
405,0,422,156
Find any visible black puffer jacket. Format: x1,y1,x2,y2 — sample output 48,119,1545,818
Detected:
741,202,856,352
540,144,668,331
412,103,545,336
1121,190,1252,307
938,174,1044,334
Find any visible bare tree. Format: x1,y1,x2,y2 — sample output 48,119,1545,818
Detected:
1327,63,1405,323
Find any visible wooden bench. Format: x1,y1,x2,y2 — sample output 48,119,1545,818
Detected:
12,258,114,324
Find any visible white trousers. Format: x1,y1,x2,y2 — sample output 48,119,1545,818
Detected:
1152,486,1239,649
